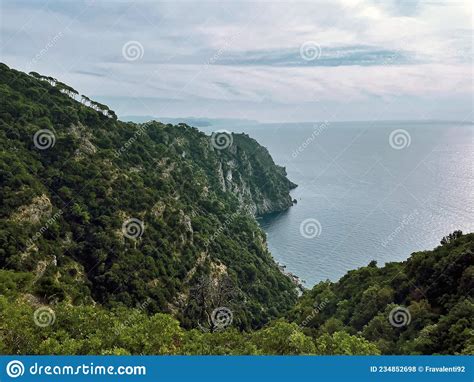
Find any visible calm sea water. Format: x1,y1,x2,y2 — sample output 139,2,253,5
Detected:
207,121,474,286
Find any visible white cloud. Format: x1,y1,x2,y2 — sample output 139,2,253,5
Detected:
0,0,472,121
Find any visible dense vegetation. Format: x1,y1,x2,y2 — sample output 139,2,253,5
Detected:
1,233,471,355
0,64,472,355
0,277,377,355
289,232,473,355
0,63,297,330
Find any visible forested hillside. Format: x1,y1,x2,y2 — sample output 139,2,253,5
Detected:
289,231,473,355
0,63,297,330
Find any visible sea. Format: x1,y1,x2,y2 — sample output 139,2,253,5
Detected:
203,121,473,286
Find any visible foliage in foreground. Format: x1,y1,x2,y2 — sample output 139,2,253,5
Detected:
289,233,474,355
1,233,472,355
0,294,378,355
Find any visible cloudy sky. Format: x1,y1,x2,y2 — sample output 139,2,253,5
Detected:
1,0,472,122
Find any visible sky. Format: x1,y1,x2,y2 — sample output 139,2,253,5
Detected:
0,0,472,122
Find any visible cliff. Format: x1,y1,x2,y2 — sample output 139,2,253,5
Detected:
0,63,297,329
213,133,296,216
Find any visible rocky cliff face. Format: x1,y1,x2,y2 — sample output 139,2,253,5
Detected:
213,133,296,216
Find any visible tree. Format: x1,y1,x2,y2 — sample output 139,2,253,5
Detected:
186,274,239,333
315,331,380,355
251,320,315,355
440,230,463,245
